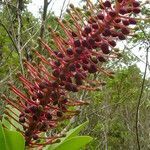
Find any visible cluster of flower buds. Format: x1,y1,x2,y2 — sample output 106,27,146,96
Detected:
1,0,140,148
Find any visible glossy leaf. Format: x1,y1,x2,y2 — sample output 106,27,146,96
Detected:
54,136,93,150
46,121,89,150
0,122,25,150
65,120,89,140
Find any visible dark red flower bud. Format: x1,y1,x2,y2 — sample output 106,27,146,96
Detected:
75,72,84,79
68,64,76,72
37,92,44,99
71,84,78,92
19,116,25,123
82,32,87,38
75,78,82,85
129,18,136,24
109,11,117,17
39,82,48,89
37,122,42,130
99,4,105,9
133,1,140,7
92,23,99,29
133,7,140,14
57,111,63,117
75,47,83,54
46,112,52,120
97,13,104,20
82,64,88,70
74,39,81,47
103,1,111,7
121,27,130,35
32,115,38,121
88,64,97,73
122,20,130,26
19,113,25,118
32,96,36,101
82,58,89,64
108,40,116,47
76,63,81,68
53,51,58,55
65,82,73,91
118,33,126,40
61,98,68,104
51,81,59,88
62,105,67,112
71,31,77,37
98,55,107,62
54,60,61,66
39,122,48,132
51,92,59,100
52,69,60,78
59,72,66,81
88,38,95,46
57,52,64,58
84,26,92,34
100,43,110,54
95,36,101,42
82,40,90,48
66,48,74,55
114,18,121,23
53,100,58,105
66,77,72,83
25,108,30,113
102,28,111,36
30,105,38,113
25,130,30,137
114,25,121,29
117,0,123,3
88,17,96,24
111,31,118,37
127,8,132,13
32,134,38,140
119,8,127,15
92,44,97,49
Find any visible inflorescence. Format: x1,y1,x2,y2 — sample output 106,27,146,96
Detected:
1,0,140,148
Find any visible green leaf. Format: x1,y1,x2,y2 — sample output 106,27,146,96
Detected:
0,122,8,150
65,120,89,140
0,122,25,150
45,121,89,150
54,136,93,150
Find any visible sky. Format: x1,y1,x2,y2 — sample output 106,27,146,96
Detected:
27,0,82,17
27,0,150,77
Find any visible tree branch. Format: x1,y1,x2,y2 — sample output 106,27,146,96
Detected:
17,0,24,75
135,28,150,150
39,0,51,39
0,21,19,54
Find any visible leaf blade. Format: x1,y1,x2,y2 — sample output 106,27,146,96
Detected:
0,122,25,150
0,123,8,150
65,120,89,140
45,121,89,150
55,136,93,150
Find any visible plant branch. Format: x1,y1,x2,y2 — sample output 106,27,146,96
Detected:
0,21,19,54
17,0,24,75
39,0,52,39
135,27,149,150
